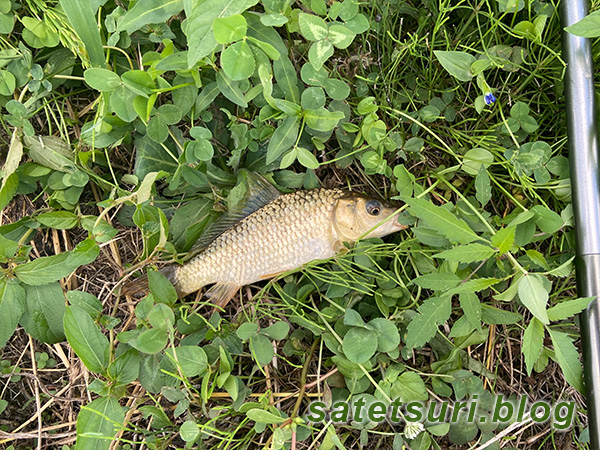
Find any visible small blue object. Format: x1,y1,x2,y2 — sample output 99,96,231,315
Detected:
484,92,496,105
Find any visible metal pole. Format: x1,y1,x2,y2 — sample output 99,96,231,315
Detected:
561,0,600,447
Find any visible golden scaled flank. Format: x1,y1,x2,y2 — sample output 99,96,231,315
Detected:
124,178,407,307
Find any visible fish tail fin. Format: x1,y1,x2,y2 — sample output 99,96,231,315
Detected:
122,273,149,297
122,265,180,298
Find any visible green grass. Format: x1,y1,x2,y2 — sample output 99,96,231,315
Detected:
0,0,592,449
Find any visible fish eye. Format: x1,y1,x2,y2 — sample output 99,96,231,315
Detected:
366,200,382,216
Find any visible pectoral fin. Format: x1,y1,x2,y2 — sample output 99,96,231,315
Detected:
259,271,286,280
205,283,241,308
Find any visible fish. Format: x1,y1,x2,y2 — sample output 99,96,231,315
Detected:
122,173,407,307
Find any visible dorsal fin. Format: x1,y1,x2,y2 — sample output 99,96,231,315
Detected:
186,172,280,256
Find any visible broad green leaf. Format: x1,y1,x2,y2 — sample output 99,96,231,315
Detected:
131,328,168,354
327,24,355,48
213,14,247,44
475,165,492,206
491,226,516,254
237,322,259,340
165,346,208,378
260,321,290,340
462,148,494,176
221,40,255,80
15,239,99,285
304,107,344,132
301,86,326,110
250,333,274,365
0,234,19,259
368,318,400,353
433,50,476,82
148,270,177,305
0,69,15,95
531,205,563,234
118,0,183,33
107,348,140,385
64,306,109,373
66,290,102,316
157,104,182,124
216,70,248,107
21,17,60,48
59,0,105,66
21,282,65,344
343,327,378,363
344,308,366,327
110,85,138,122
134,172,160,205
122,70,155,96
549,329,584,393
308,39,334,69
0,173,18,211
0,12,13,34
323,78,350,100
266,115,300,164
154,51,190,71
497,0,525,12
547,297,594,321
433,243,496,263
513,20,539,40
185,0,258,67
76,397,124,450
246,408,286,424
405,296,451,348
301,62,328,86
518,274,549,324
345,12,369,33
565,9,600,38
411,273,461,291
24,135,76,173
273,98,302,115
356,97,379,115
37,211,79,229
447,277,501,295
394,372,428,402
296,147,320,169
273,55,300,102
180,421,200,442
145,116,168,143
406,197,480,244
481,304,522,325
133,135,179,179
84,68,121,92
459,292,482,330
0,279,25,348
547,256,575,278
522,318,544,376
247,35,280,59
260,13,288,27
247,12,288,57
298,12,328,41
279,147,297,169
3,133,23,185
148,303,175,331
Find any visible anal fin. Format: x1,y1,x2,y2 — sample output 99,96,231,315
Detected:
205,283,241,308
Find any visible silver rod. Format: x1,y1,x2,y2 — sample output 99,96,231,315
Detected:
561,0,600,447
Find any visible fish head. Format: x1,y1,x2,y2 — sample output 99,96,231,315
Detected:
332,193,408,242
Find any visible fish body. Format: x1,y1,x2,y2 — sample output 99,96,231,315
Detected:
124,175,406,306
